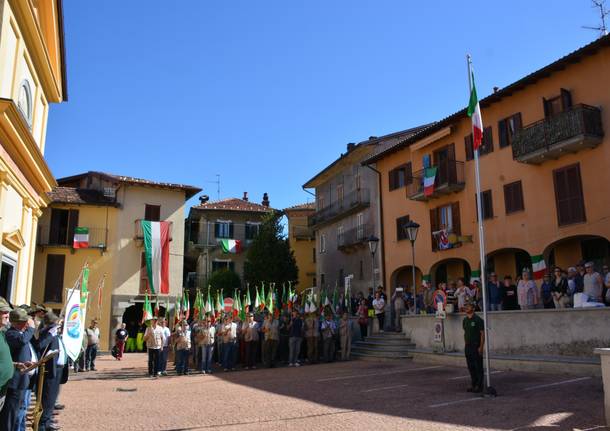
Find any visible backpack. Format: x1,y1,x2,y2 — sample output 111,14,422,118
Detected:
111,345,119,358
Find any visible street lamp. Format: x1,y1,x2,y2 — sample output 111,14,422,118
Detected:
403,221,420,314
368,235,379,332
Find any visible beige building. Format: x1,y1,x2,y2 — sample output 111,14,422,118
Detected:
284,203,316,292
31,171,200,349
0,0,67,304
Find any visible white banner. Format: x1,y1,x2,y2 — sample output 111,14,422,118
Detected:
62,288,86,361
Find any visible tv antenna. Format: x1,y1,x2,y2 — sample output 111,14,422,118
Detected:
582,0,609,36
205,174,220,201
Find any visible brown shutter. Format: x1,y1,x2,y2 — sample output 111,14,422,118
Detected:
543,97,550,118
498,119,508,148
406,162,413,185
482,126,493,154
430,208,439,251
516,181,524,212
49,209,64,244
560,88,573,111
388,170,396,191
447,143,456,161
451,202,461,235
44,254,65,303
484,190,493,219
464,134,474,161
553,164,585,226
67,209,79,246
504,183,514,214
513,113,522,131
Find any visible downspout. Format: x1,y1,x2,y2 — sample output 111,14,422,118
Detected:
365,164,387,296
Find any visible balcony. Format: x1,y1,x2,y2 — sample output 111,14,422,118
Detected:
134,219,174,243
186,234,254,252
512,104,604,164
37,225,108,250
337,224,372,252
291,225,315,240
309,188,370,227
407,160,465,201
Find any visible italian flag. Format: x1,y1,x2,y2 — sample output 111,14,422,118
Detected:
73,227,89,248
221,239,242,254
141,221,170,294
532,255,547,280
142,293,153,323
467,71,483,151
423,167,437,197
470,270,481,284
182,293,190,320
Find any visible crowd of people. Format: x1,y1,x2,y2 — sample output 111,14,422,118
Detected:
0,299,69,431
134,306,354,378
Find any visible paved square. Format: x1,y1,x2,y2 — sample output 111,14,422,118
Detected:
56,354,607,430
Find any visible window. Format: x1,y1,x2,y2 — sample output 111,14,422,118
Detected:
356,213,365,240
144,204,161,221
17,80,33,127
215,220,233,238
49,209,79,246
212,260,235,272
475,190,494,220
337,184,344,206
0,258,16,300
245,222,261,240
337,226,344,246
465,127,493,160
320,234,326,253
498,113,522,148
389,163,412,191
139,252,149,294
504,181,525,214
543,88,572,117
317,195,325,210
44,254,65,303
553,163,586,226
354,170,361,191
396,215,410,241
430,202,461,251
312,247,316,263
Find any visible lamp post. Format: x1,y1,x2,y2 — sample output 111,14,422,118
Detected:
403,221,420,314
368,235,379,333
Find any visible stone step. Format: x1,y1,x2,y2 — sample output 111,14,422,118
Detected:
352,345,412,354
354,341,416,350
351,351,412,360
359,337,413,345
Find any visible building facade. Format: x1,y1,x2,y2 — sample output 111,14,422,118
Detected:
31,171,200,349
284,203,316,292
363,35,610,290
185,193,273,290
0,0,67,304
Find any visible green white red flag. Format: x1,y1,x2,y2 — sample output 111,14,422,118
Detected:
142,293,153,323
141,220,170,294
467,72,483,151
423,167,437,197
532,255,546,280
73,227,89,248
220,239,242,254
182,293,190,320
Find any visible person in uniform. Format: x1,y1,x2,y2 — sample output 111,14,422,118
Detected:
143,317,165,378
303,311,319,364
219,315,237,371
241,313,259,370
261,312,279,368
462,301,485,393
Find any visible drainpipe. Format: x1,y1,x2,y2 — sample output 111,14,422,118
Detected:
365,164,387,297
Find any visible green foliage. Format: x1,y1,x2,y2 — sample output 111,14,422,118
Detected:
208,268,241,296
244,212,298,290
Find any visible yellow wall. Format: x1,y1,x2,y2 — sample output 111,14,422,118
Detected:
376,46,610,288
286,209,316,292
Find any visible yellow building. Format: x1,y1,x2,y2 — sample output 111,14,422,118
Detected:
0,0,67,304
284,203,316,291
31,172,201,350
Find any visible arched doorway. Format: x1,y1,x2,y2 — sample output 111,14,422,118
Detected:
486,248,532,280
390,265,423,292
430,258,471,286
121,302,167,353
543,235,610,270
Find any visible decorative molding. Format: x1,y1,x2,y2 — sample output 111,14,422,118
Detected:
3,229,26,252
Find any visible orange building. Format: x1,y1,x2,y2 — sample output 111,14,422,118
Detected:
363,35,610,290
284,203,316,291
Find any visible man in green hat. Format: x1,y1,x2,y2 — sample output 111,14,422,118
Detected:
0,297,14,412
463,301,485,393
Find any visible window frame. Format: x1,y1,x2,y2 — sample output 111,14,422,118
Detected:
503,181,525,214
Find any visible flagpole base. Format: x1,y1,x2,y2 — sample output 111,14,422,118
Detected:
483,386,497,397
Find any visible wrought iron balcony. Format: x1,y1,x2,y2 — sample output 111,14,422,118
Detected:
291,225,315,240
309,188,370,227
512,104,604,164
337,224,372,252
407,161,465,201
37,225,108,249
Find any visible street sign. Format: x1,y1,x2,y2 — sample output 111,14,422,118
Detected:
223,297,234,313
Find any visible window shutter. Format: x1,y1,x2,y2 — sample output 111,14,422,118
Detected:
44,254,65,303
482,126,493,154
513,113,522,131
543,97,550,118
451,202,461,235
484,190,493,219
566,164,585,223
214,223,220,238
406,162,413,185
498,119,508,148
560,88,573,111
464,134,474,161
430,208,438,251
388,170,395,191
229,222,234,238
49,209,63,244
67,210,79,246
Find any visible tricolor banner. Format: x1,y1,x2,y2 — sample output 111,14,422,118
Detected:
467,72,483,151
221,239,242,254
73,227,89,248
423,167,437,197
141,220,170,294
532,255,546,280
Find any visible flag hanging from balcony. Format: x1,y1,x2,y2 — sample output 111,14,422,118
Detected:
141,221,170,294
73,227,89,249
531,255,547,280
423,167,437,197
220,239,242,254
467,71,483,151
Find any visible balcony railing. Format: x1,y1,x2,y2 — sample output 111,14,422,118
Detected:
186,234,253,251
37,225,108,249
407,160,465,201
309,188,370,227
134,219,174,242
512,104,604,164
291,225,315,240
337,224,372,251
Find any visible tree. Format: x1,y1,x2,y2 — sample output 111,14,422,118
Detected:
244,212,298,291
208,268,241,296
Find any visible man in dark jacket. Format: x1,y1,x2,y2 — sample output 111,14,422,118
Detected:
0,308,35,430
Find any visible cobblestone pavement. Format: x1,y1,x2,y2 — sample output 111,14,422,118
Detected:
55,353,607,431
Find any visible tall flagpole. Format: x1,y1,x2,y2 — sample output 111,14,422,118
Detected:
466,54,492,390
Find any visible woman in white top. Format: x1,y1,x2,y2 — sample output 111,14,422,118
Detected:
455,278,468,312
372,292,386,333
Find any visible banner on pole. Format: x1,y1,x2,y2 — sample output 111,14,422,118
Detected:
62,288,85,361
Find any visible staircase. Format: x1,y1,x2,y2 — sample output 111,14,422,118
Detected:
351,332,415,360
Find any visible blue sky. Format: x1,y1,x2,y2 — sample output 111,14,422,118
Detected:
46,0,601,211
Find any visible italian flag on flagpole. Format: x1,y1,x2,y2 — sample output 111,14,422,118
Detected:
423,167,437,197
73,227,89,248
467,71,483,151
141,221,170,294
142,293,153,323
532,255,547,280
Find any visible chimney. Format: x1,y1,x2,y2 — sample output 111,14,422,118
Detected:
243,192,249,202
493,86,500,93
262,193,270,207
368,136,378,141
346,142,356,152
199,194,209,204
